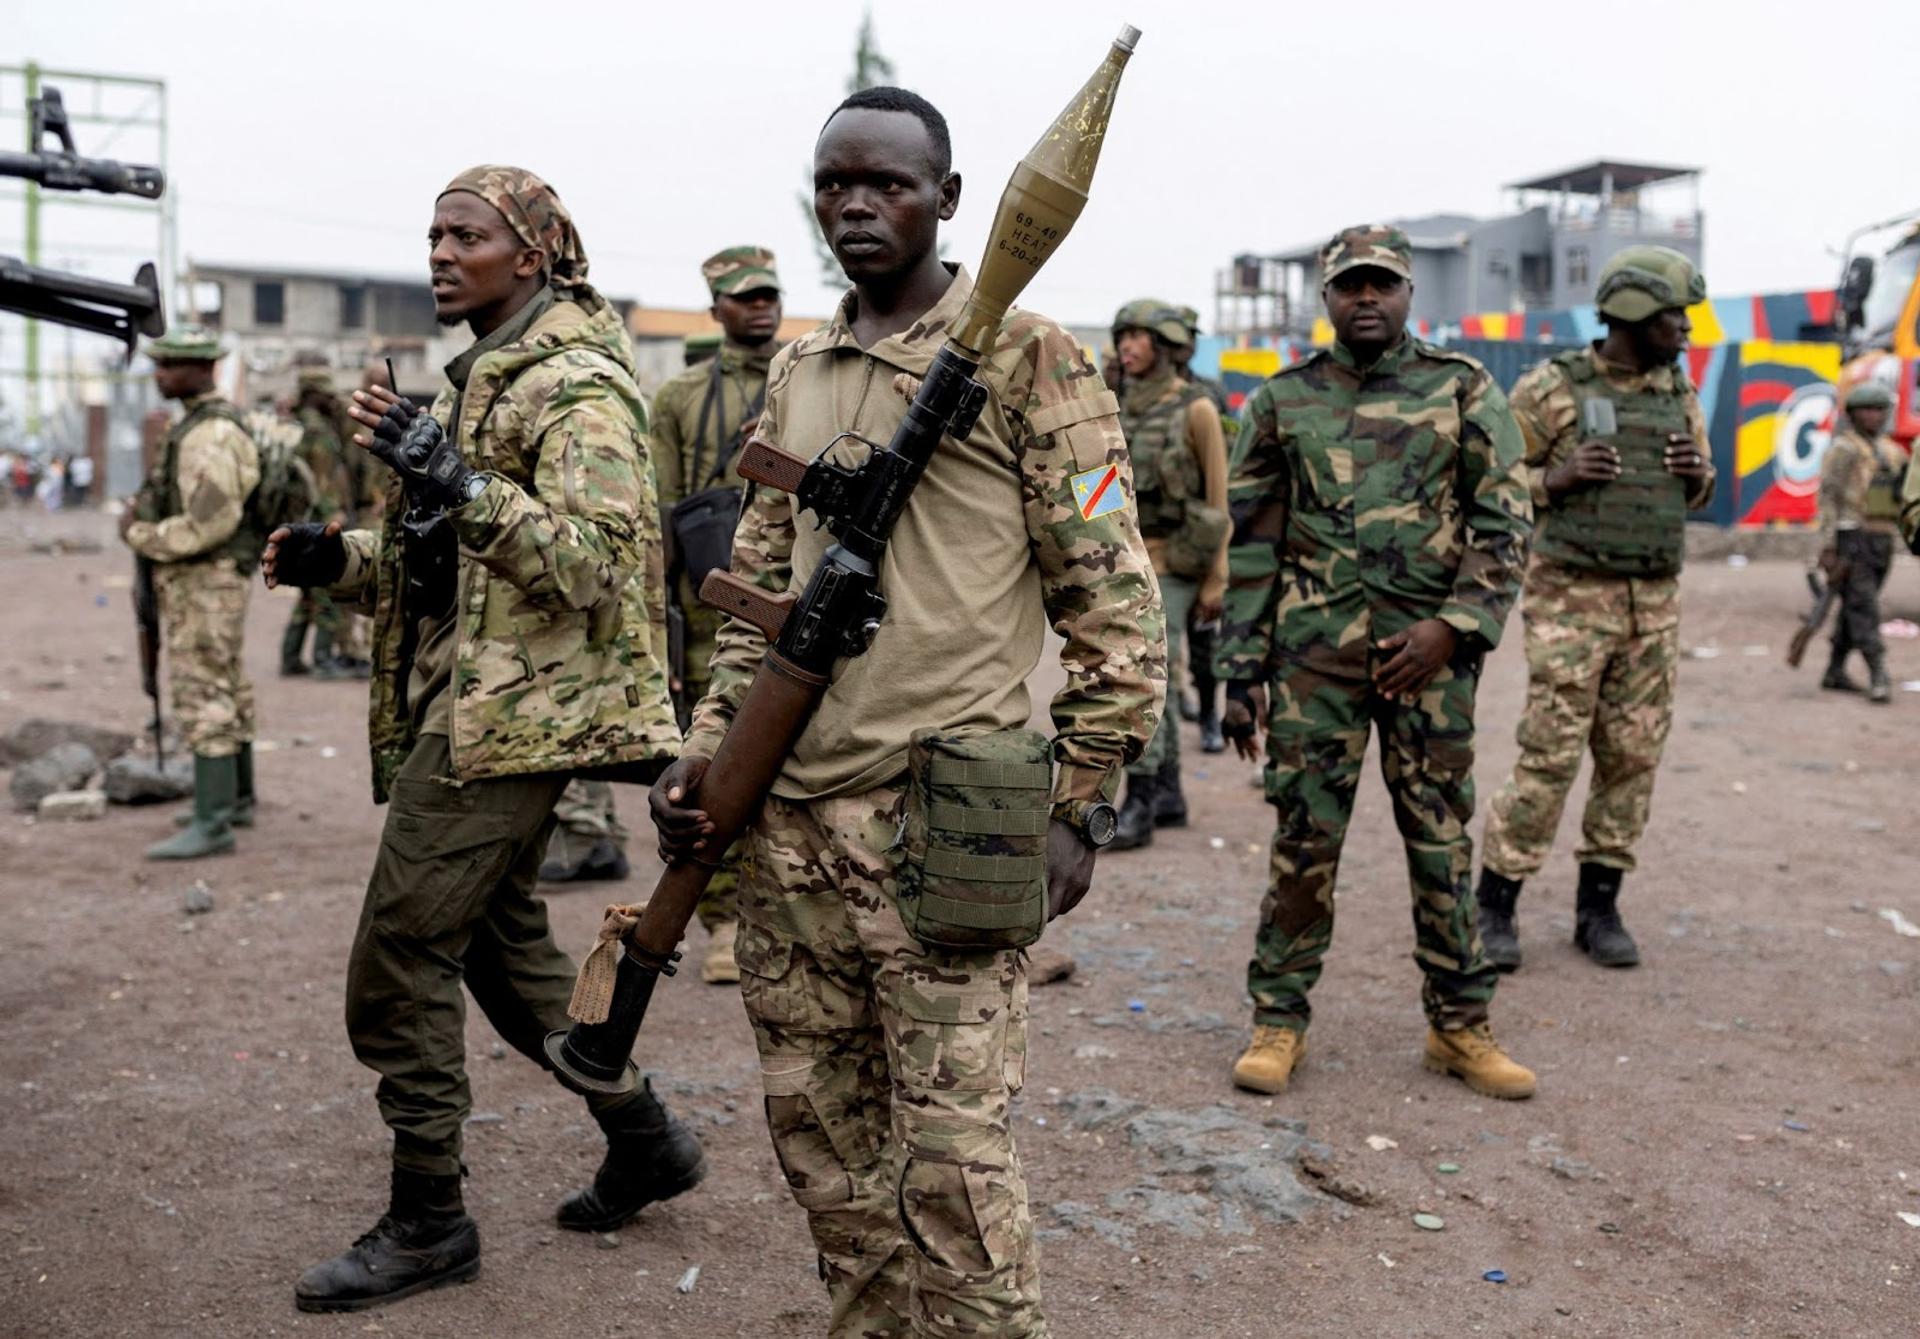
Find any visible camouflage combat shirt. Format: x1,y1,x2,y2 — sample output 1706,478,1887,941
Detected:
125,392,261,569
1819,426,1907,538
1218,333,1531,682
331,285,679,801
685,265,1166,807
650,339,777,506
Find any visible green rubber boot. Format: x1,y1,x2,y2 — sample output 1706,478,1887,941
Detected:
280,616,311,676
148,754,237,861
178,742,254,828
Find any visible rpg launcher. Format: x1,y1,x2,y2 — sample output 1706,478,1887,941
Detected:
546,24,1141,1095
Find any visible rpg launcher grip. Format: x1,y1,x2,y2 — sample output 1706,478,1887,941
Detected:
544,23,1141,1100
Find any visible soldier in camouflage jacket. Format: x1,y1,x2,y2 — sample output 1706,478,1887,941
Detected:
1477,247,1716,973
263,166,698,1316
1217,225,1537,1104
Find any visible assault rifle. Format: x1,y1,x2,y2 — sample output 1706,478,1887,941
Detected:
133,555,166,766
0,86,167,354
545,25,1142,1095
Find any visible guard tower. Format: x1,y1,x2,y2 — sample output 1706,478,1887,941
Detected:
1504,159,1702,311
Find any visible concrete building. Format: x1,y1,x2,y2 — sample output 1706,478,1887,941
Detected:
1216,159,1703,343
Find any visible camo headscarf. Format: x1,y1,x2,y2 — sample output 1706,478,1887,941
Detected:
439,164,589,292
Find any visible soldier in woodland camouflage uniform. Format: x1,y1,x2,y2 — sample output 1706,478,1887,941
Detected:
653,88,1163,1338
1217,225,1536,1102
1476,246,1715,972
262,166,700,1314
1810,381,1905,703
121,325,261,861
1106,298,1229,848
279,370,355,676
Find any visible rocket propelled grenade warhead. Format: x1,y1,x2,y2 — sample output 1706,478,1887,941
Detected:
949,24,1141,357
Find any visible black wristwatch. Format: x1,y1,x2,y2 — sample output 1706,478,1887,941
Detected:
1053,799,1118,849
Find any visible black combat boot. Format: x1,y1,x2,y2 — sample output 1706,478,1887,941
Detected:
295,1168,480,1313
1475,868,1524,972
279,618,310,676
1867,653,1892,705
540,831,632,883
1110,772,1158,851
1821,644,1862,693
1573,863,1640,968
1153,760,1189,828
557,1079,707,1233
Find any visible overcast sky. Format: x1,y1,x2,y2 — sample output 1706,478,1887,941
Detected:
11,0,1920,337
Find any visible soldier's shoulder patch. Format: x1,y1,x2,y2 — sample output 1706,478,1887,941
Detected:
1069,462,1128,521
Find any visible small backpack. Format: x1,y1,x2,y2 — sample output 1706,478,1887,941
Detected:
241,409,319,535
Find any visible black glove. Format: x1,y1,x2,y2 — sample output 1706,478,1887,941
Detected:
366,407,487,514
1222,681,1259,745
271,523,347,588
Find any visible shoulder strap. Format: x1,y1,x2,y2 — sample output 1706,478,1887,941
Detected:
691,354,724,489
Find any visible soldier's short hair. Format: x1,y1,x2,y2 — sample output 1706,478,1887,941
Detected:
825,86,953,178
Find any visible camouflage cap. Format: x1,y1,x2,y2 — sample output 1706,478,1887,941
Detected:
440,164,588,289
1844,380,1895,412
702,245,779,297
144,323,225,362
1595,245,1706,321
1111,298,1192,348
1320,224,1413,285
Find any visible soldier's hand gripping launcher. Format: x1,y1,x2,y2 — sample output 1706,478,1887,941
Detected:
546,24,1140,1095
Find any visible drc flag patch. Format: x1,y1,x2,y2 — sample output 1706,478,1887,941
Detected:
1070,463,1127,521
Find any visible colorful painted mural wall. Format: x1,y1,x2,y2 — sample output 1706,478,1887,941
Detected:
1192,290,1845,528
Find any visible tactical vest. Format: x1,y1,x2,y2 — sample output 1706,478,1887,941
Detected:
145,397,264,572
1863,438,1907,524
1119,378,1204,541
1533,352,1691,579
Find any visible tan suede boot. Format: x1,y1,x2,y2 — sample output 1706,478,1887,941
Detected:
701,920,741,985
1423,1024,1536,1100
1231,1025,1305,1094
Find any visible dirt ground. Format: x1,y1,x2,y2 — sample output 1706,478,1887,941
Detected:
3,506,1917,1339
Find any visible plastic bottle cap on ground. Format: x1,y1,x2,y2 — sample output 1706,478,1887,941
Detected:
1484,1269,1508,1283
1413,1213,1445,1231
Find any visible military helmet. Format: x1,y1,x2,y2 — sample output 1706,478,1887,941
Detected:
1595,246,1706,321
144,323,226,363
1844,380,1895,412
295,368,336,394
1111,298,1192,348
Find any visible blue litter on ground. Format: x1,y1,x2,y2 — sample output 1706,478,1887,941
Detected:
1127,1000,1145,1012
94,594,108,607
1783,1120,1811,1132
1483,1270,1508,1284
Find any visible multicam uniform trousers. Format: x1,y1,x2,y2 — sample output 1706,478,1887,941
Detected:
1481,559,1680,877
156,559,254,758
737,786,1042,1339
1252,649,1495,1033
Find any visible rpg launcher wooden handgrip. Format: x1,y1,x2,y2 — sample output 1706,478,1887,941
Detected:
736,435,810,494
700,570,794,639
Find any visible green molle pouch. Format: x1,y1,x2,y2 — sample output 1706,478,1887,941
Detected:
895,726,1053,951
1163,498,1230,579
